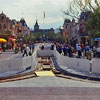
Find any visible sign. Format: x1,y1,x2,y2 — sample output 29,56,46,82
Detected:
94,38,100,41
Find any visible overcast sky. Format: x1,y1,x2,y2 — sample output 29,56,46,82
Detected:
0,0,72,29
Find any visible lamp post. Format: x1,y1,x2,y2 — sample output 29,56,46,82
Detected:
60,26,64,43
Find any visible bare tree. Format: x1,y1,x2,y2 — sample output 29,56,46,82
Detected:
95,0,100,6
63,0,100,20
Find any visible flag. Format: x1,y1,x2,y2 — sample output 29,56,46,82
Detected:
44,12,45,19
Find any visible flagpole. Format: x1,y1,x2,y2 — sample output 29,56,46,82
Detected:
43,11,45,40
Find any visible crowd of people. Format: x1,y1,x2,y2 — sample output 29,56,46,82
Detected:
14,42,35,57
0,42,14,52
39,41,100,60
56,42,100,59
1,40,100,59
0,41,35,57
22,43,34,57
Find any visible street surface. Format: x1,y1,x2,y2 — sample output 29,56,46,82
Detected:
0,77,100,100
0,76,100,87
0,50,22,61
0,49,100,100
0,87,100,100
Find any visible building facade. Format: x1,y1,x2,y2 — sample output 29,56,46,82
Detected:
0,12,30,43
63,19,79,44
34,20,54,33
0,12,16,42
33,20,54,40
63,11,91,45
78,11,91,45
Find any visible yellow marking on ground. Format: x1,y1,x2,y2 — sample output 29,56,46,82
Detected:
35,71,55,76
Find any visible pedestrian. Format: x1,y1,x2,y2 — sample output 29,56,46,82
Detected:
1,42,4,52
23,44,28,57
50,44,54,50
93,46,96,58
81,44,84,52
41,45,44,50
20,43,23,53
29,43,33,54
63,45,66,56
32,43,34,53
77,44,82,58
96,46,100,58
68,45,72,57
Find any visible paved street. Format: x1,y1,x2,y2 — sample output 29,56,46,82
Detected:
0,49,100,99
0,87,100,100
0,50,22,61
0,76,100,87
0,77,100,100
0,0,100,99
0,76,100,100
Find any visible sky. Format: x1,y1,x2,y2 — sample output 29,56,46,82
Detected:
0,0,72,29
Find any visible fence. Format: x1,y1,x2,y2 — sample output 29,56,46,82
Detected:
0,50,38,74
55,51,90,72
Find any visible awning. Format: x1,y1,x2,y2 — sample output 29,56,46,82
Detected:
94,38,100,41
0,38,7,43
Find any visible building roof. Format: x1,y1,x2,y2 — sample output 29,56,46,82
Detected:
20,18,27,27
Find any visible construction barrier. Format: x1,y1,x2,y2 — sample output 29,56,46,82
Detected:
55,51,90,72
37,50,54,57
0,51,38,74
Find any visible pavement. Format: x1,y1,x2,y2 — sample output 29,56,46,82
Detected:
0,77,100,100
0,50,23,61
0,87,100,100
0,48,100,99
0,76,100,87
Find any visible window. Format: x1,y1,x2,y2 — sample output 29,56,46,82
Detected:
3,24,6,29
1,16,4,22
0,24,2,30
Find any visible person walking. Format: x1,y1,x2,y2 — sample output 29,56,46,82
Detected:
32,43,34,53
23,44,28,57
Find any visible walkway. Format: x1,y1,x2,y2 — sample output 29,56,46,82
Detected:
0,50,22,61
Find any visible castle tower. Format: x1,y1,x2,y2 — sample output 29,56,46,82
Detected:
34,20,39,32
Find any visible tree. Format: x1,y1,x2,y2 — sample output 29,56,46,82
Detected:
45,32,56,40
32,32,42,40
86,7,100,38
63,0,100,20
54,32,65,42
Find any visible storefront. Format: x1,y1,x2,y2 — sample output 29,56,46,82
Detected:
0,34,16,49
94,38,100,47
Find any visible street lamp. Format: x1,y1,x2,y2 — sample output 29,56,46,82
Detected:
60,26,64,36
60,26,64,42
